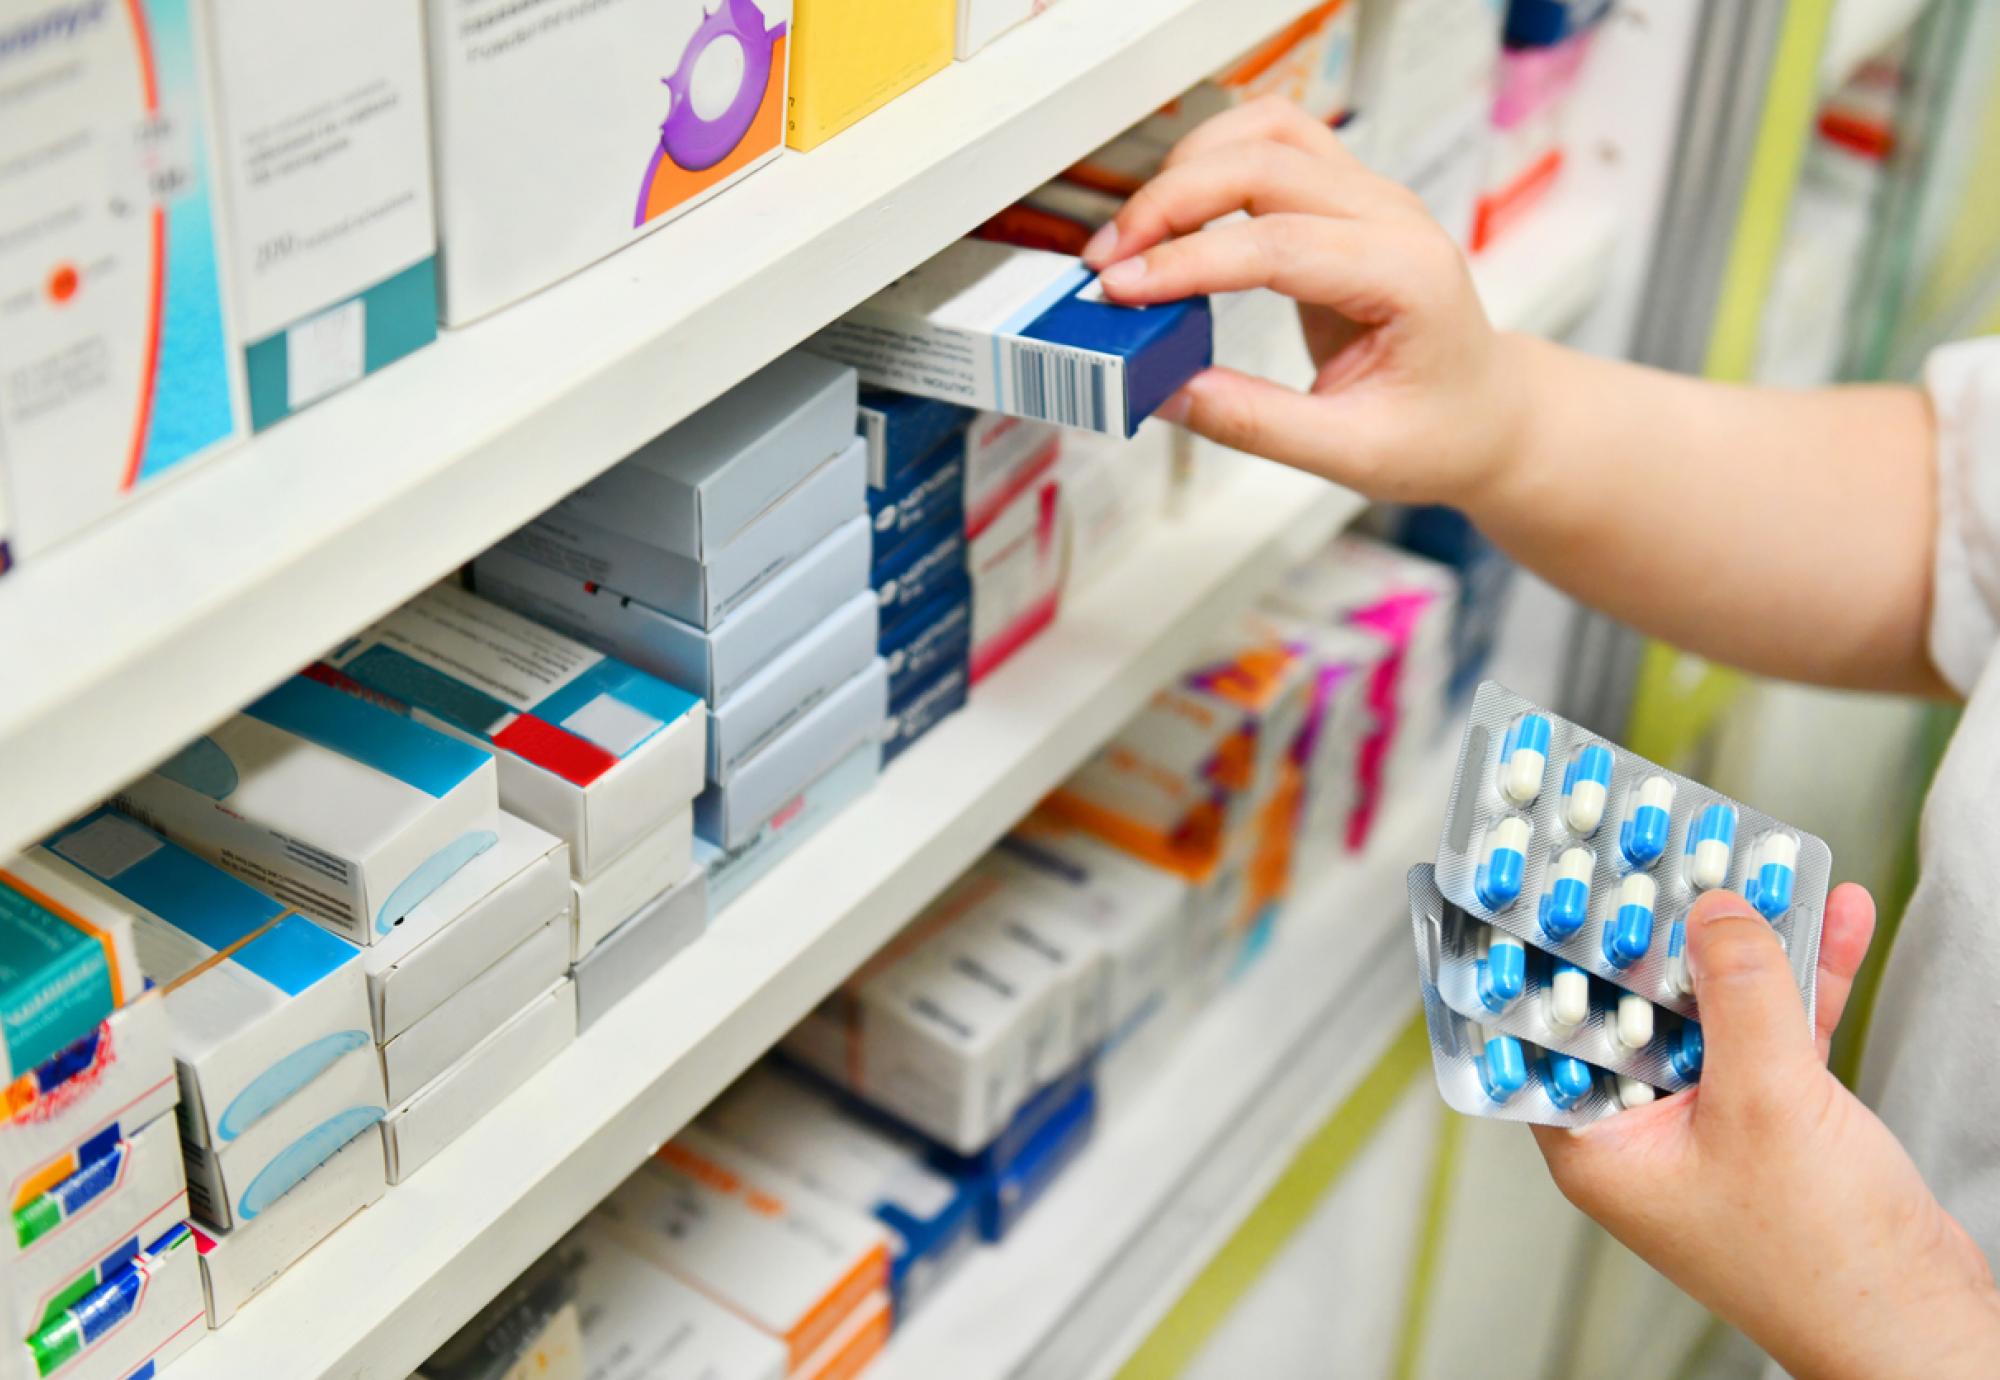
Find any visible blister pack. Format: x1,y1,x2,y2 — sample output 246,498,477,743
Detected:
1417,976,1647,1128
1436,682,1831,1023
1411,864,1700,1094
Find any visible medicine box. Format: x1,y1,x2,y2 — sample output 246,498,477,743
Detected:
1059,423,1172,593
957,0,1059,57
882,660,969,766
882,591,973,703
113,675,500,946
474,516,872,708
0,0,244,570
2,996,175,1203
383,981,575,1186
319,583,705,880
857,389,971,492
786,0,952,150
20,1221,205,1380
871,441,964,556
197,0,437,430
8,1115,187,1345
811,239,1211,437
570,809,693,962
969,467,1063,683
963,411,1059,540
965,1070,1094,1241
556,1218,788,1380
191,1124,384,1327
701,1065,976,1318
555,352,856,562
41,811,372,1153
695,742,882,912
799,1289,891,1380
710,591,878,785
506,437,865,631
361,814,570,1045
379,916,567,1106
1143,0,1358,143
0,858,145,1081
425,0,794,324
572,868,708,1033
419,1247,583,1380
596,1127,891,1371
876,524,969,634
696,659,888,849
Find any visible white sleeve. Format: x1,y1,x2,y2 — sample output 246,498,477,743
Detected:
1927,337,2000,695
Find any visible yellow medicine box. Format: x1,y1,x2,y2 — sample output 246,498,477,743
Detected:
786,0,955,151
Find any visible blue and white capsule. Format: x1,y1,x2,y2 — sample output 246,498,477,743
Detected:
1475,816,1532,910
1614,992,1654,1053
1615,1075,1656,1109
1683,802,1737,891
1544,1052,1596,1111
1476,925,1527,1013
1497,714,1552,806
1560,743,1615,836
1617,775,1675,869
1537,846,1594,941
1477,1023,1529,1104
1546,960,1590,1030
1671,1022,1704,1082
1666,916,1693,997
1743,831,1800,921
1602,873,1657,969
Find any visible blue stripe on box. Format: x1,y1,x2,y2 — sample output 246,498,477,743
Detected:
529,659,703,754
246,676,491,798
1022,283,1214,437
339,645,514,738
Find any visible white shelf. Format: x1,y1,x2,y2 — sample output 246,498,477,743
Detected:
0,0,1329,860
1822,0,1930,93
874,749,1449,1380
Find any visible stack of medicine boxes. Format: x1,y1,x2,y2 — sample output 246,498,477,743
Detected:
473,352,887,914
315,580,708,1045
1,850,203,1380
858,390,974,767
964,412,1067,684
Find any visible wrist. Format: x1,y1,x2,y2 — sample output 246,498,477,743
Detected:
1456,331,1551,526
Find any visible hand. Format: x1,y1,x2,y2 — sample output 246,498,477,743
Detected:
1082,96,1527,507
1534,885,2000,1380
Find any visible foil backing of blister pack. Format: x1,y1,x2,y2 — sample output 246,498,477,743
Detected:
1417,976,1628,1128
1435,681,1831,1024
1411,863,1694,1093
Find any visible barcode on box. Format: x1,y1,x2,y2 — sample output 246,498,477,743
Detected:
1007,341,1114,433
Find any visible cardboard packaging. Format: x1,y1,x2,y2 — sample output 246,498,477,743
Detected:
0,858,145,1080
113,675,500,946
870,440,964,556
694,744,881,912
710,592,878,785
191,1125,384,1327
962,411,1058,541
881,591,972,704
198,0,437,429
1058,423,1171,593
798,1288,890,1380
786,0,952,150
426,0,794,324
505,438,865,631
2,997,175,1204
856,390,971,492
418,1248,584,1380
570,809,694,962
969,466,1062,683
379,918,567,1107
572,869,709,1033
957,0,1059,57
882,660,968,766
361,815,571,1045
595,1128,890,1371
874,524,968,636
963,1071,1094,1241
695,660,887,849
383,982,575,1184
18,1222,205,1380
319,583,705,880
810,240,1210,438
0,0,243,572
473,516,872,707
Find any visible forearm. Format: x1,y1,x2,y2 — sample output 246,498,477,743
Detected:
1467,335,1945,695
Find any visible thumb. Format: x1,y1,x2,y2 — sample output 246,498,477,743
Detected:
1684,890,1818,1115
1162,367,1376,485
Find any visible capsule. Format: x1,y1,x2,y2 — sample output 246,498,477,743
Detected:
1617,775,1675,869
1537,847,1594,941
1561,743,1615,836
1544,1052,1595,1111
1477,1024,1528,1103
1613,992,1654,1052
1671,1022,1704,1082
1547,960,1590,1030
1666,917,1693,997
1744,832,1800,921
1475,816,1532,910
1497,714,1552,806
1682,802,1736,892
1615,1075,1656,1109
1602,873,1657,969
1476,926,1527,1013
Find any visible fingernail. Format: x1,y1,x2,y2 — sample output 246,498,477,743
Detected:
1099,256,1147,293
1155,386,1193,425
1082,222,1119,265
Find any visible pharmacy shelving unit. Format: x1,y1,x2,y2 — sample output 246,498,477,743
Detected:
1822,0,1931,92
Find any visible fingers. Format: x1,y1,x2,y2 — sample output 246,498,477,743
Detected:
1157,367,1375,480
1096,214,1407,324
1161,93,1349,171
1531,1092,1686,1221
1084,143,1357,270
1684,890,1818,1113
1812,882,1877,1063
